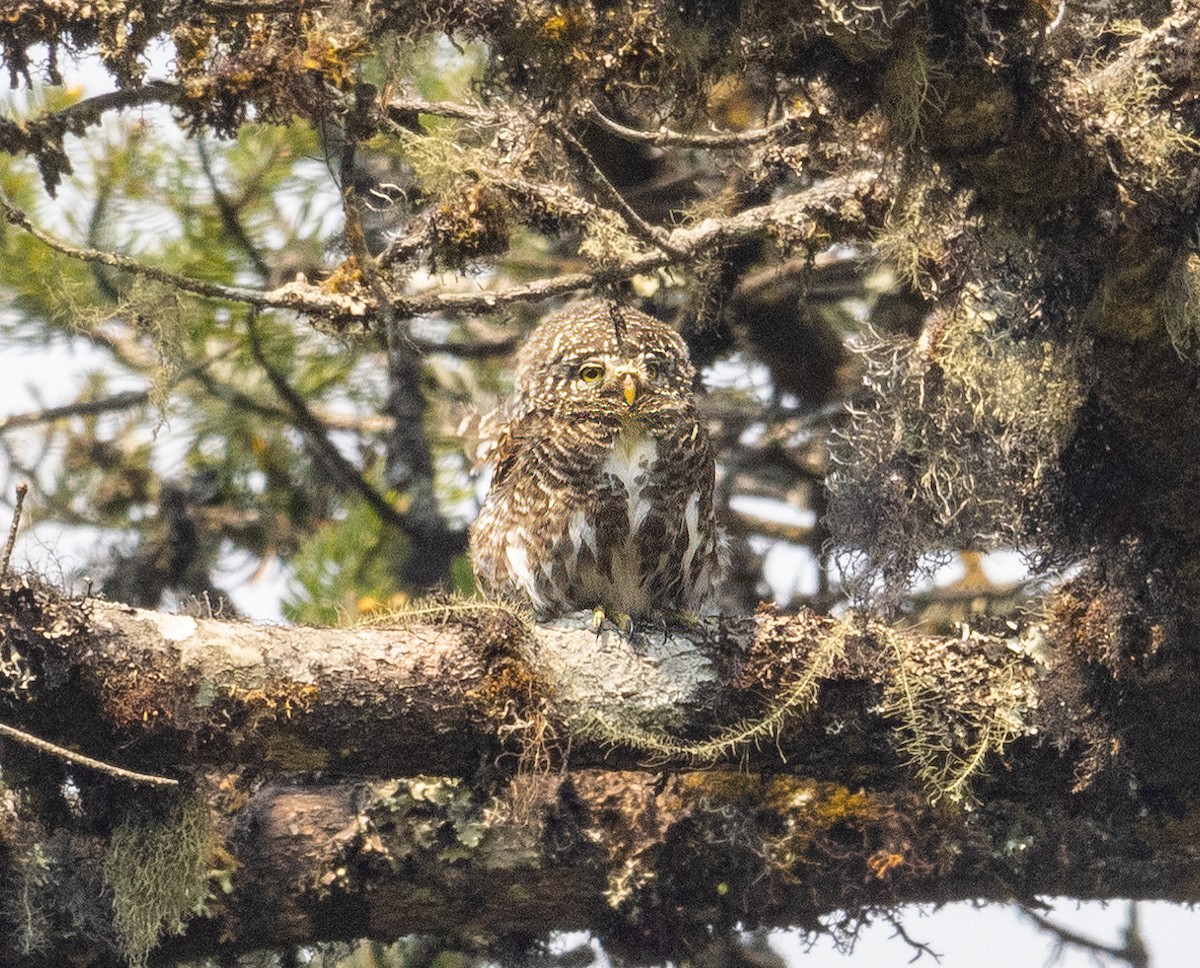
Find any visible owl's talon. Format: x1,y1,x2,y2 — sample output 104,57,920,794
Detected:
589,608,634,635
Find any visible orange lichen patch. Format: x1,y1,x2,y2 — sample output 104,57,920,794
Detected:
216,772,249,814
756,779,929,885
321,258,363,295
867,849,905,879
299,14,366,89
170,9,367,134
677,769,767,807
226,682,320,719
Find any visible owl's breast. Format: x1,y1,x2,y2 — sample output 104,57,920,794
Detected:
599,422,659,531
564,423,661,615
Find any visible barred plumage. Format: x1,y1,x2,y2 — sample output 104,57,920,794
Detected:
469,300,722,620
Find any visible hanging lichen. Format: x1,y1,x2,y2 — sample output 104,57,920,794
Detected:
102,794,212,968
829,219,1087,609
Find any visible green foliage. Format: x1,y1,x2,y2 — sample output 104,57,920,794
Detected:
102,794,212,968
283,497,403,625
0,83,394,602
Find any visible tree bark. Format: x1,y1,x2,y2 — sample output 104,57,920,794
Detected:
1,577,1198,963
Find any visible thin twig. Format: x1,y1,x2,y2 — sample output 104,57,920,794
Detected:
0,192,368,321
3,170,879,322
586,101,801,148
0,81,180,148
197,138,272,281
884,914,941,964
1021,906,1145,966
244,311,411,531
1,483,27,576
395,168,879,315
552,120,686,258
0,391,150,434
0,721,178,787
386,96,503,127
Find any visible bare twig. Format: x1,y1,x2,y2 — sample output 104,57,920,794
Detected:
386,96,503,127
2,169,879,324
884,914,941,964
0,81,180,149
0,391,149,433
730,509,815,546
197,138,272,281
1,483,27,576
47,80,180,128
552,120,686,258
0,192,368,321
586,101,802,148
1021,904,1148,968
0,721,178,787
388,168,880,316
244,310,411,530
376,214,435,269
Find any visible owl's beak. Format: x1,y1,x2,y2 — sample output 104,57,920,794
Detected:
622,373,638,406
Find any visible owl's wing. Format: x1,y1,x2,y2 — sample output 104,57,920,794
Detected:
460,404,523,486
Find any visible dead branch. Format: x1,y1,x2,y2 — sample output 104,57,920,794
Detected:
585,101,803,148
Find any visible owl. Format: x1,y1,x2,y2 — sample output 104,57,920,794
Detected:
469,299,722,623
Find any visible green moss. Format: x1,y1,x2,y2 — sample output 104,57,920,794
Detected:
1079,52,1200,191
880,30,945,146
874,162,968,295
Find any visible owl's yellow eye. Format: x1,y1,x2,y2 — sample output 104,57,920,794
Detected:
577,362,605,384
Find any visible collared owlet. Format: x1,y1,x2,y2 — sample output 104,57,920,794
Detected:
469,299,723,620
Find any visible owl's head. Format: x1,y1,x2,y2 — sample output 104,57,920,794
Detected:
514,300,697,420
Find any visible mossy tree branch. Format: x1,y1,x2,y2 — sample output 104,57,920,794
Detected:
0,578,1197,962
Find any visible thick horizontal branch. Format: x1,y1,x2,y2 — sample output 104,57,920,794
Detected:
11,762,1200,964
2,580,1199,959
0,577,1072,787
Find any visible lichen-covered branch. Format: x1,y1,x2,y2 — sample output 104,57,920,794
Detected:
6,763,1199,965
0,564,1196,960
0,577,1051,785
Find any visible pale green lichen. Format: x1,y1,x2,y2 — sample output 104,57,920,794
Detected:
1161,253,1200,362
103,794,212,968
